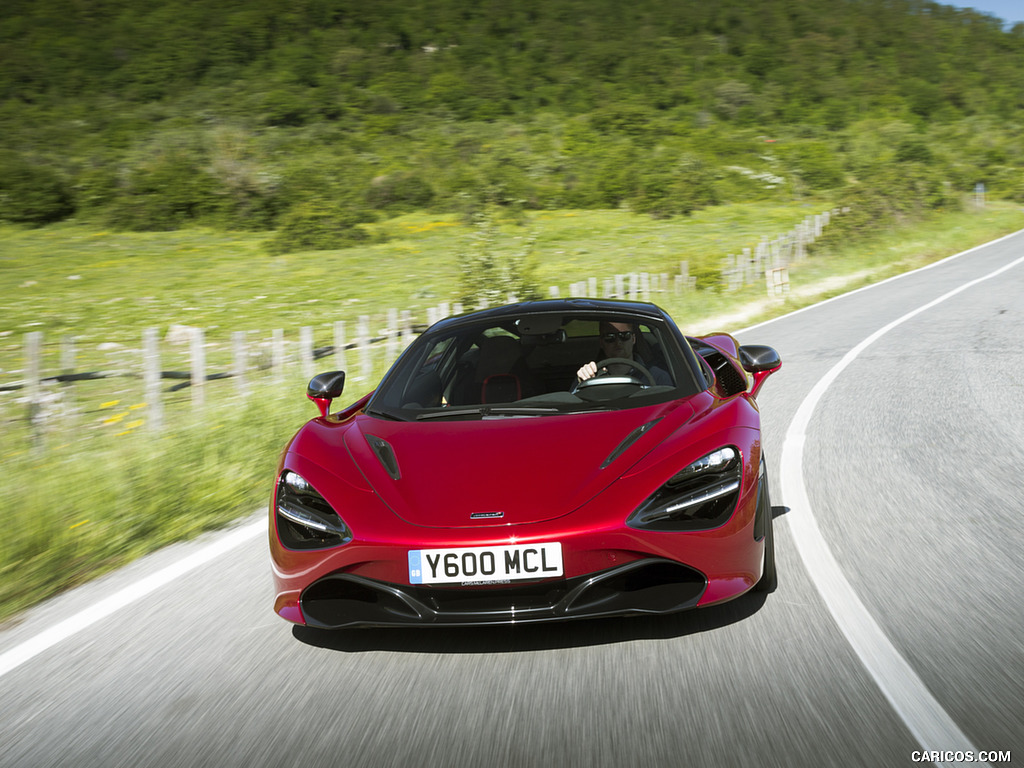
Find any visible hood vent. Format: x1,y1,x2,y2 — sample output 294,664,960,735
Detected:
601,418,662,469
366,435,400,480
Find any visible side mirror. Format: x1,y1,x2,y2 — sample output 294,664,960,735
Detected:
738,345,781,399
739,345,781,372
307,371,346,418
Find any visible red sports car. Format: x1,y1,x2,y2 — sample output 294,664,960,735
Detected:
270,299,781,628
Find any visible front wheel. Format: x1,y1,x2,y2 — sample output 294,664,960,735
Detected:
754,457,777,593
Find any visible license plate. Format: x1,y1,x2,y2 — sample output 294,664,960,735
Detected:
408,542,563,585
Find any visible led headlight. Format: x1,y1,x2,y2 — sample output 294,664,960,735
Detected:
628,446,742,531
275,470,352,550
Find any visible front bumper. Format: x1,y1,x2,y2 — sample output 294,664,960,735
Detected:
299,558,706,628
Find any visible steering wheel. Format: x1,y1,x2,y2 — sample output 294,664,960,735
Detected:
572,357,656,392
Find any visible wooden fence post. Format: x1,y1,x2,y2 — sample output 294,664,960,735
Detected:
400,310,413,350
232,330,249,397
334,321,348,372
386,308,399,366
272,329,285,383
143,327,163,433
25,331,41,404
25,331,42,449
299,326,314,382
767,266,790,298
357,315,372,384
60,335,76,420
190,327,206,410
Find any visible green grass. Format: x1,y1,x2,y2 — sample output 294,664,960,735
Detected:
0,382,307,620
0,199,1022,622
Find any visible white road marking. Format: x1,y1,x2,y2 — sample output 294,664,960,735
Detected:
772,245,1024,765
0,518,265,680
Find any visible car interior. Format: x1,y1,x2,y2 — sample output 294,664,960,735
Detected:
389,316,677,411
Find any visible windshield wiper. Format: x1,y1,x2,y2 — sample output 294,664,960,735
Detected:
415,405,561,421
484,406,562,417
365,405,408,422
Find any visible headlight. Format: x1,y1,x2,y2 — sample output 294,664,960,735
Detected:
628,446,742,531
275,470,352,550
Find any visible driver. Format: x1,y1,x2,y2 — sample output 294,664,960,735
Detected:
576,320,671,385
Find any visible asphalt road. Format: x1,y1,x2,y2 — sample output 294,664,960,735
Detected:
2,230,1022,768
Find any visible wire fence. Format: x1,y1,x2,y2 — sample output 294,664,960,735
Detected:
2,208,843,447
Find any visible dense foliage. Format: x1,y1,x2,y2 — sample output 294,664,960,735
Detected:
2,0,1022,242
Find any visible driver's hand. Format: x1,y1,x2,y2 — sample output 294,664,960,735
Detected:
577,361,598,381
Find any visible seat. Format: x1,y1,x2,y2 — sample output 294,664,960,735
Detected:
474,335,524,404
482,373,521,403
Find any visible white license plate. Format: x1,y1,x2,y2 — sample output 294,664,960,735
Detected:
408,542,563,585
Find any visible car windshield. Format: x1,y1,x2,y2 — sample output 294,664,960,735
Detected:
368,309,702,420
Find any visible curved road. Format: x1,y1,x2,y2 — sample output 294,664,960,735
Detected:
2,231,1023,767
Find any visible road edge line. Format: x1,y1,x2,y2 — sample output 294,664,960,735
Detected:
777,250,1024,763
0,517,265,680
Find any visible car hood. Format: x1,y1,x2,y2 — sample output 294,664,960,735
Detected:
342,402,695,528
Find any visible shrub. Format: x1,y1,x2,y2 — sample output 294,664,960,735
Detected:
105,149,218,231
780,141,845,190
72,164,119,217
0,152,75,226
812,164,962,250
365,171,435,212
205,126,284,229
265,201,378,255
629,153,720,218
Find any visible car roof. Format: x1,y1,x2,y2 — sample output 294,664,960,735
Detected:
429,298,671,334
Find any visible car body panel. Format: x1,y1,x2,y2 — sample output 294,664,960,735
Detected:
340,400,696,528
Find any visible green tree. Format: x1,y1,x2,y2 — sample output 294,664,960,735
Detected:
457,207,539,308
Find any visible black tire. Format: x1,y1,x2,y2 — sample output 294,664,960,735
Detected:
754,457,777,593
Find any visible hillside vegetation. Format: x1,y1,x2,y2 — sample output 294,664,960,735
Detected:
2,0,1023,247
